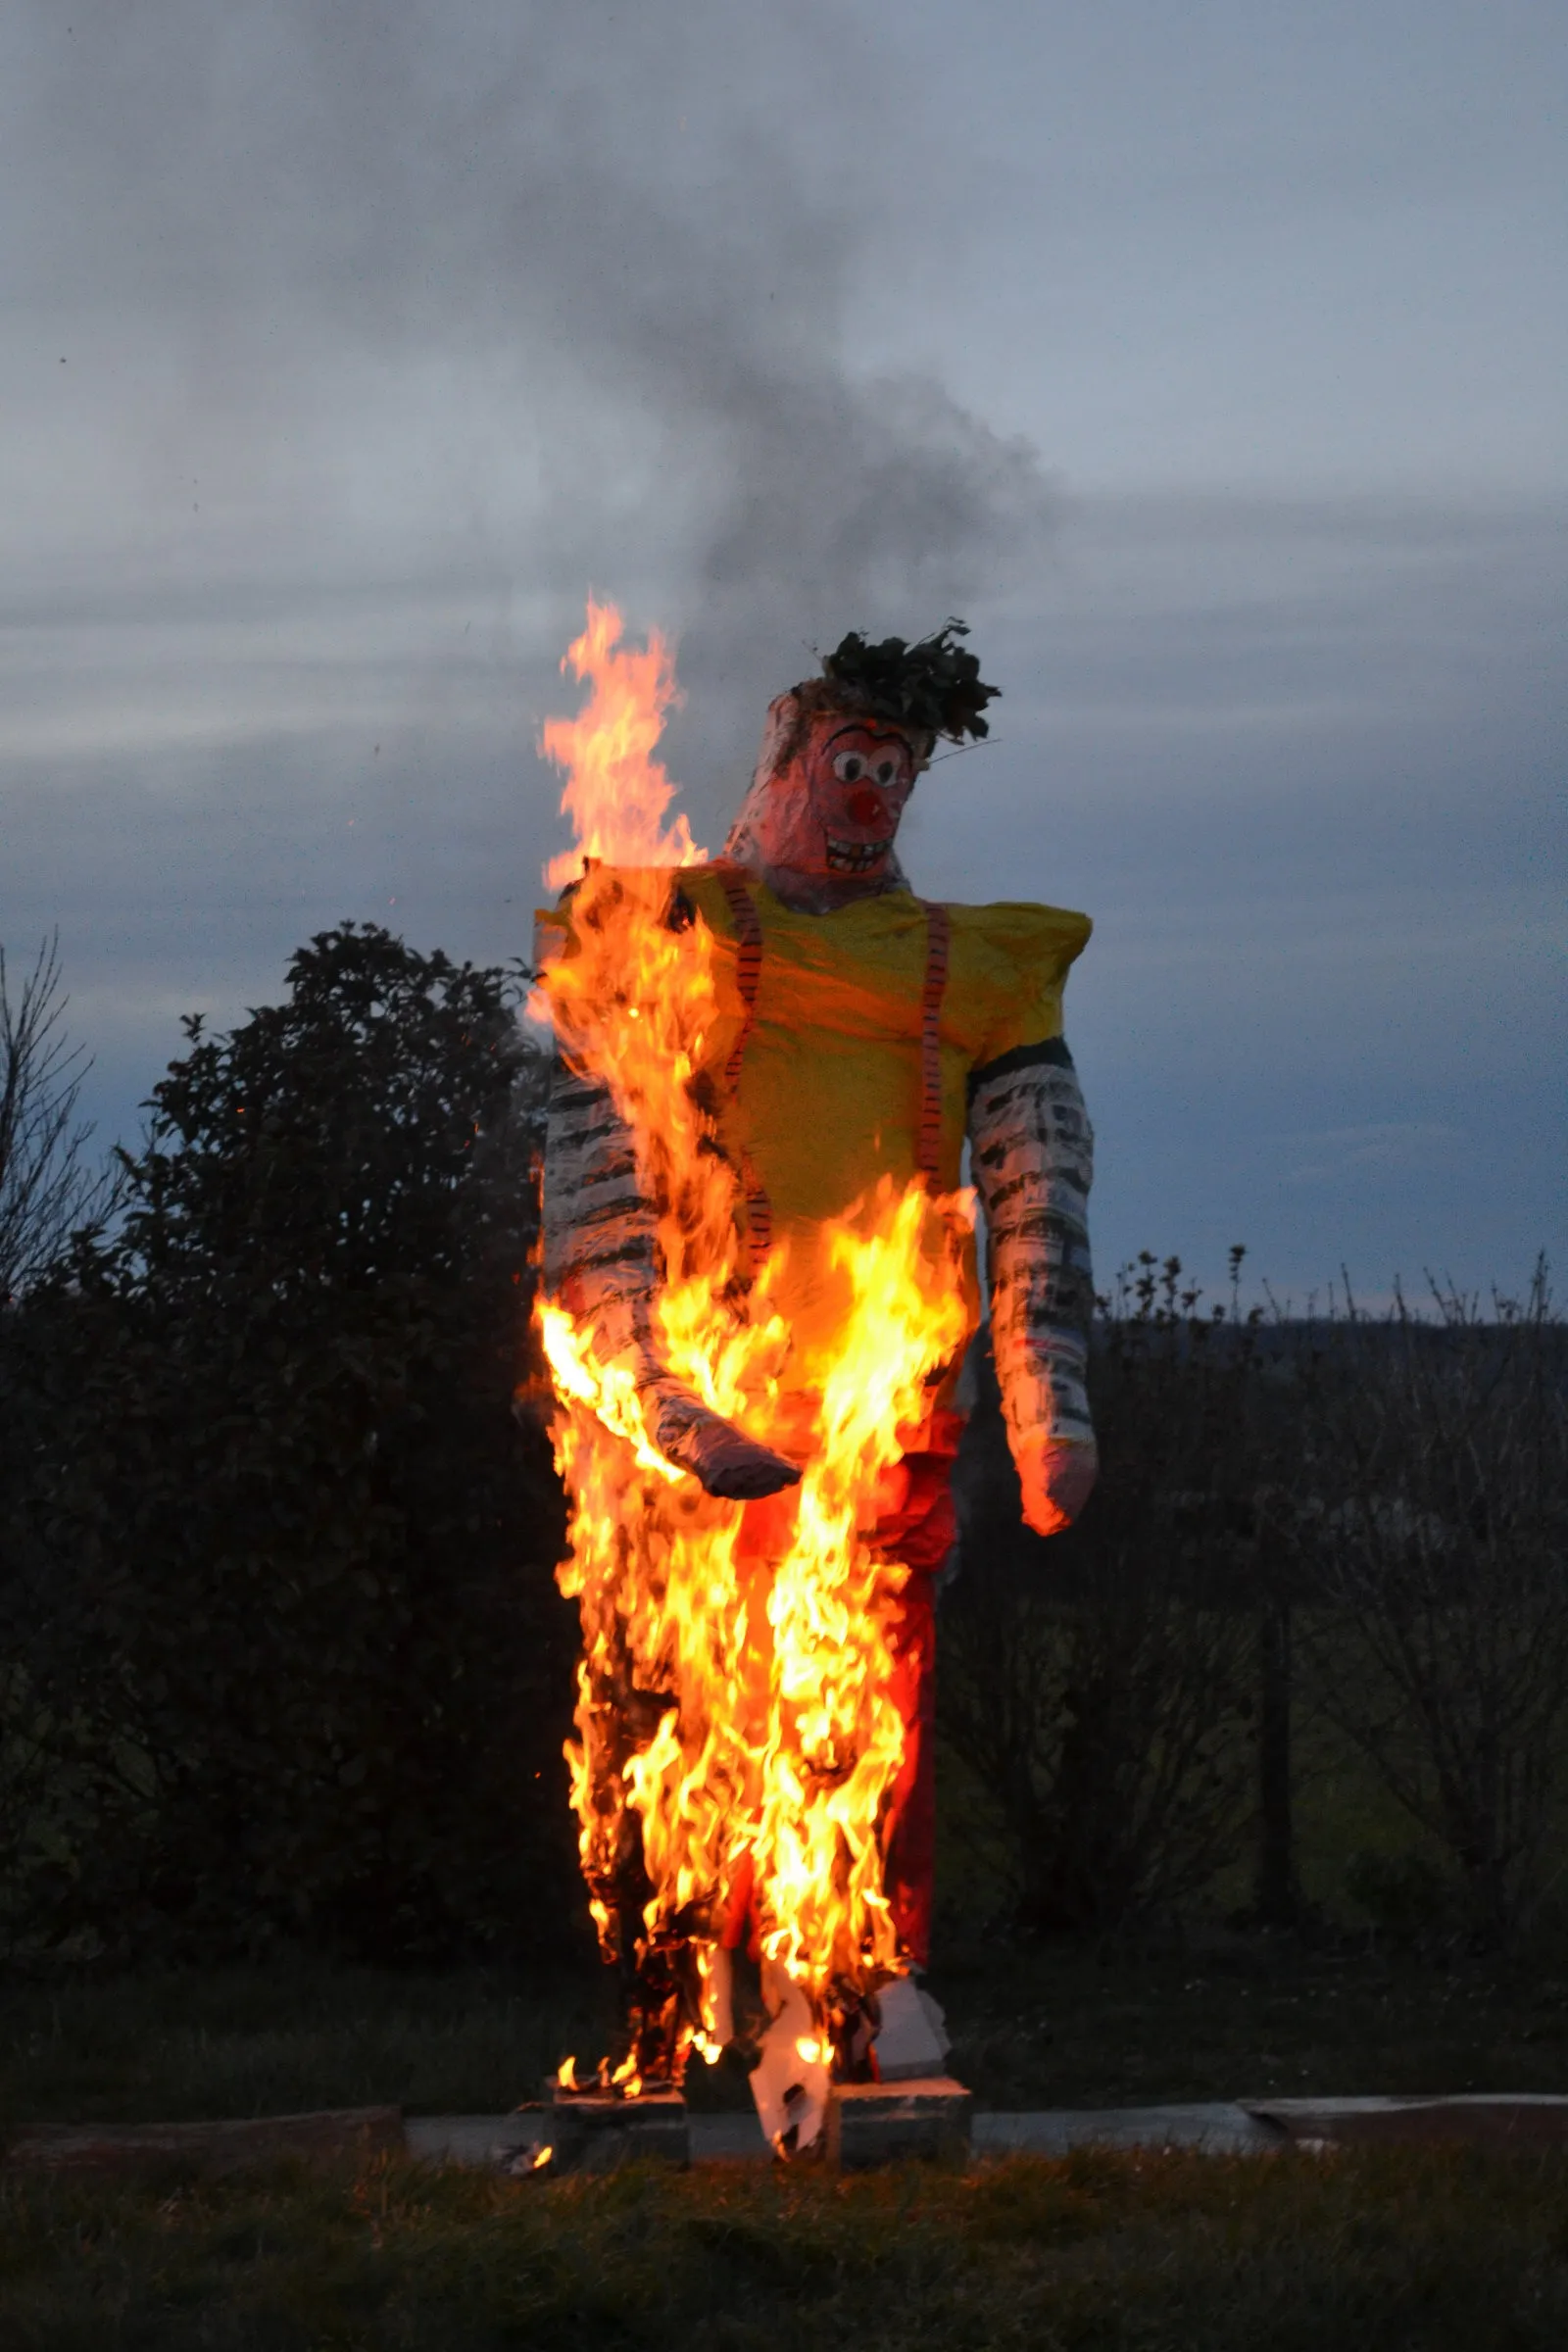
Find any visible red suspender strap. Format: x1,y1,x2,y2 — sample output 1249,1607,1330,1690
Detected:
712,866,773,1263
715,865,763,1089
917,902,951,1187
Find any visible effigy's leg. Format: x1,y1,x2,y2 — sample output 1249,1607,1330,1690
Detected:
562,1464,716,2090
710,1420,966,1984
873,1408,965,1969
883,1573,939,1966
578,1647,712,2085
711,1484,792,1975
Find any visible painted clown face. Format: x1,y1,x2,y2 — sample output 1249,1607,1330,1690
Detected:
747,709,921,886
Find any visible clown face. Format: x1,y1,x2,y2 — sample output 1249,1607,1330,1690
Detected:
749,710,921,885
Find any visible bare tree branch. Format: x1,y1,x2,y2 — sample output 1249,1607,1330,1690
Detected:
0,932,114,1297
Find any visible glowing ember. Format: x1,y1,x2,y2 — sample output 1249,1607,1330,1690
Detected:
534,600,970,2121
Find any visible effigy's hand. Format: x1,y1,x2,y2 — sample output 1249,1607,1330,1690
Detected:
1014,1429,1098,1539
654,1395,802,1501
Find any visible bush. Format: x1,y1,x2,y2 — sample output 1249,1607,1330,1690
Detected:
0,925,576,1966
1290,1266,1568,1946
942,1255,1273,1936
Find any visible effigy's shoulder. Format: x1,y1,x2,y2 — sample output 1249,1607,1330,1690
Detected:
942,902,1093,1065
532,864,693,963
945,898,1093,973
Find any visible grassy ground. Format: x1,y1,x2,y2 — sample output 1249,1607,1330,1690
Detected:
931,1934,1568,2109
8,2143,1568,2349
0,1955,619,2129
9,1919,1568,2347
7,1935,1568,2128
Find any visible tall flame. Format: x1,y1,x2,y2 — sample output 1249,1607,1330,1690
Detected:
540,600,700,887
534,601,969,2106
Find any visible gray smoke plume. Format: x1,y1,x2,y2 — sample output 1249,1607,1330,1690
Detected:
8,0,1048,812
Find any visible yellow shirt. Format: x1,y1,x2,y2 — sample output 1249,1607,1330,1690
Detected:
539,866,1092,1379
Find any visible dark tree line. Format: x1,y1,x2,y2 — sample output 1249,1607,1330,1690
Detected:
1,926,1562,1970
1289,1274,1568,1945
944,1258,1567,1952
0,926,576,1967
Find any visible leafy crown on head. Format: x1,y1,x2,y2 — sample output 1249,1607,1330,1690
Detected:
816,619,999,745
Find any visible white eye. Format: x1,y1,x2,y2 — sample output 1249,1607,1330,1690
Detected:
833,752,864,782
874,758,900,787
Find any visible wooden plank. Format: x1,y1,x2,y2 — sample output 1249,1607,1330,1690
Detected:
826,2076,972,2168
537,2081,689,2173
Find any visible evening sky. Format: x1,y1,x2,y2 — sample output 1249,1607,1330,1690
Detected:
2,0,1562,1299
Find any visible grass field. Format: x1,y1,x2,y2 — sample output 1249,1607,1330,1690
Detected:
9,1938,1568,2344
7,2141,1568,2349
7,1933,1568,2129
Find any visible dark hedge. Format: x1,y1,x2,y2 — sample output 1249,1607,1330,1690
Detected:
0,924,577,1967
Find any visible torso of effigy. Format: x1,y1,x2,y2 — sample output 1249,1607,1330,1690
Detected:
539,864,1091,1397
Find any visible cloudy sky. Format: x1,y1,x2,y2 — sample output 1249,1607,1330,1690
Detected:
2,0,1563,1301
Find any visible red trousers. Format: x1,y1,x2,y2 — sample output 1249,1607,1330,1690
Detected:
725,1408,962,1970
876,1408,963,1966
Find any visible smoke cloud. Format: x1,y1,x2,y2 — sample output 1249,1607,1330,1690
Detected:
7,0,1047,800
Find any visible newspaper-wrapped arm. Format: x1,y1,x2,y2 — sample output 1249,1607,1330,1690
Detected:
967,1038,1099,1536
542,1058,800,1501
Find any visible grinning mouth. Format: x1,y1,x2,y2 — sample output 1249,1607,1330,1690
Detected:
825,836,891,874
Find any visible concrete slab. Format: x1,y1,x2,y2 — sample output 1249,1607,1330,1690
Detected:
975,2104,1283,2157
406,2116,544,2168
407,2112,772,2166
31,2095,1566,2180
1245,2095,1568,2150
61,2094,1568,2179
423,2097,1568,2170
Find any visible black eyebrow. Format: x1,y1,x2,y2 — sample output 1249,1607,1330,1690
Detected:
822,722,914,754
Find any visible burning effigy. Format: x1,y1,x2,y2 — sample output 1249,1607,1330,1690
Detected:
531,602,1096,2154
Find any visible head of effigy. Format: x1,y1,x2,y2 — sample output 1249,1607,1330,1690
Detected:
743,694,926,885
721,623,1000,906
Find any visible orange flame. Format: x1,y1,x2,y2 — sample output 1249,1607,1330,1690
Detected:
540,600,700,888
535,600,969,2086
